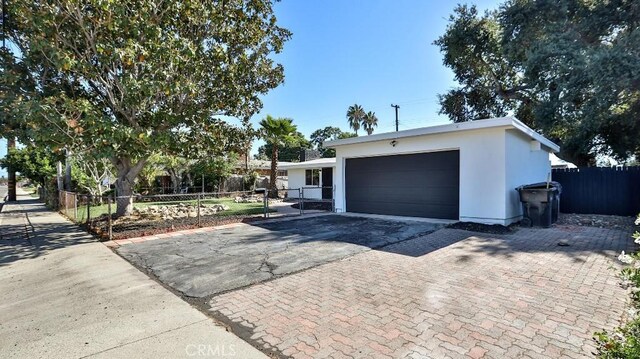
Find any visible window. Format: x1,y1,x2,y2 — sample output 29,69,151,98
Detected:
305,169,320,186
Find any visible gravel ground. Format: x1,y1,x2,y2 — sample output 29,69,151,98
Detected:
557,213,638,231
448,213,639,234
446,221,519,235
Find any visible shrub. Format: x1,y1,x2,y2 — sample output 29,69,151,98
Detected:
595,215,640,358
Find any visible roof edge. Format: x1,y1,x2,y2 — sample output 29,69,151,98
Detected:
278,158,337,169
324,116,560,153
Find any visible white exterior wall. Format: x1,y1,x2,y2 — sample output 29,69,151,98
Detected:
286,168,323,199
504,129,553,223
334,127,512,224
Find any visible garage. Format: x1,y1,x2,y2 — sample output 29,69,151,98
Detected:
325,117,561,225
345,151,459,219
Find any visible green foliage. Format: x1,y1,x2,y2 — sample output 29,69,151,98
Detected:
346,104,365,135
362,111,379,135
346,105,378,136
192,154,237,192
157,155,192,193
257,116,305,161
136,153,164,192
243,170,259,191
0,146,59,187
259,115,297,195
71,154,114,197
595,317,640,358
3,0,290,214
595,215,640,357
338,132,357,139
310,126,342,149
259,116,299,148
310,126,354,157
435,1,640,166
256,131,311,162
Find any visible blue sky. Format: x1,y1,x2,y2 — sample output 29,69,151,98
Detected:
242,0,501,143
0,0,502,175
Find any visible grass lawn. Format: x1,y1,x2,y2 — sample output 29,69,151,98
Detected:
71,198,270,222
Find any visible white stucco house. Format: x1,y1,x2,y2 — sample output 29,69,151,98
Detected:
550,153,577,169
323,117,559,225
279,158,336,200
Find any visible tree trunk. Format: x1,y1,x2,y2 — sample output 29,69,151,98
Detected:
269,144,279,198
112,157,147,217
168,169,181,193
7,137,16,201
65,149,72,191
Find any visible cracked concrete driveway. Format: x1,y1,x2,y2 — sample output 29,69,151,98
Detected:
116,215,445,298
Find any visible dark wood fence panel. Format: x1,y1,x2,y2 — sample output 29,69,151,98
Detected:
552,166,640,216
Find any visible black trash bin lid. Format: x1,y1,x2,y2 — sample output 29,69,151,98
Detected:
517,181,562,193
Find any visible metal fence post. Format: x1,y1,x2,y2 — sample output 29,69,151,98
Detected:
332,185,336,213
108,194,113,241
87,195,91,225
197,193,201,227
263,190,268,218
301,188,305,215
298,188,302,216
73,193,78,221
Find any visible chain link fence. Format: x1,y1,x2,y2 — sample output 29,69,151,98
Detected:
57,186,336,240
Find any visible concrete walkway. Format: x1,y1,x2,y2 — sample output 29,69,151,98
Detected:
0,188,265,359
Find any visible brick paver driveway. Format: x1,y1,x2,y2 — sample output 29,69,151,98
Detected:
209,225,635,359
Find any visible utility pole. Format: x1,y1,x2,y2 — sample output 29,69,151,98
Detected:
391,104,400,132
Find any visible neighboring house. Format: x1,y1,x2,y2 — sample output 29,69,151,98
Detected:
279,158,336,200
325,116,559,225
550,153,577,169
235,159,291,177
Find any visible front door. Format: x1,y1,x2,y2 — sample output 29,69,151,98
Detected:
321,167,333,199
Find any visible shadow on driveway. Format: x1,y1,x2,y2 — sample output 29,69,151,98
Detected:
116,215,448,298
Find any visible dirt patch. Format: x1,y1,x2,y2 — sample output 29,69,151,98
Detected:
556,213,637,232
87,214,267,240
290,201,332,211
446,221,519,235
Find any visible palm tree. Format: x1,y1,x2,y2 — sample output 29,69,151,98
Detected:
362,111,379,135
346,104,365,135
259,115,297,198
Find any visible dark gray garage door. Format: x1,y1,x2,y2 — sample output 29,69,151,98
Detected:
345,150,459,219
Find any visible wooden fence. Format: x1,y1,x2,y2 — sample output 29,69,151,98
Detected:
552,166,640,216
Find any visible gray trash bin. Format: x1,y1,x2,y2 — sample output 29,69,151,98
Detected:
516,182,562,228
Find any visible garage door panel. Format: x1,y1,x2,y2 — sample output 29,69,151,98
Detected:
346,200,459,219
349,154,457,172
346,186,458,204
345,151,459,219
351,169,455,186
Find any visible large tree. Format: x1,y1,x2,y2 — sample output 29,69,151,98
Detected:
310,126,342,157
346,104,365,135
0,146,59,190
3,0,290,215
71,153,114,199
362,111,379,135
309,126,356,157
259,116,297,197
256,131,311,162
435,1,640,166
